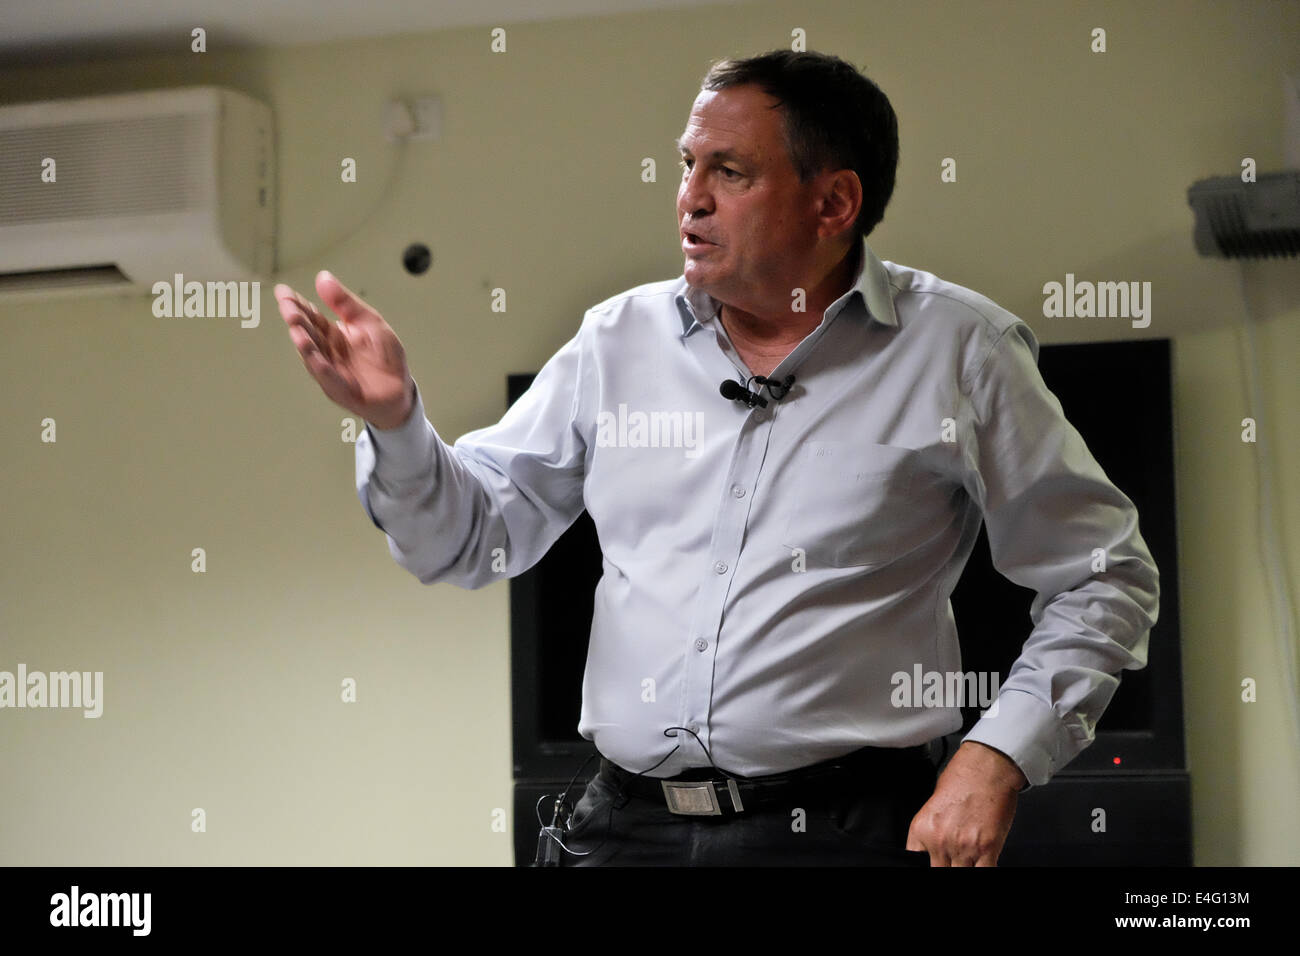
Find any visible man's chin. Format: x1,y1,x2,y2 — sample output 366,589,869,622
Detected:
682,262,721,290
683,276,718,297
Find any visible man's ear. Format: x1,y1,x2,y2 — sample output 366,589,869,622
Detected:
816,169,862,239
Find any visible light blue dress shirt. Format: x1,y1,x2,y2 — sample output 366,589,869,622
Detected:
354,236,1160,788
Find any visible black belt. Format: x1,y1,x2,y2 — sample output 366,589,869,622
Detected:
597,743,933,816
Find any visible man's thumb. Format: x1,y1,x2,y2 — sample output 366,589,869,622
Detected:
315,270,370,324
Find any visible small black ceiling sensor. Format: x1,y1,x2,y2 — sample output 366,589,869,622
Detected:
402,242,432,275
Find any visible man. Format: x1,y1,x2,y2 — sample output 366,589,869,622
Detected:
275,50,1159,866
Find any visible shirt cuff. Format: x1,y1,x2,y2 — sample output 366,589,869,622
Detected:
363,382,437,483
960,688,1066,790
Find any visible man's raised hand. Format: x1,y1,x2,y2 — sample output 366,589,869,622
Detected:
275,271,416,430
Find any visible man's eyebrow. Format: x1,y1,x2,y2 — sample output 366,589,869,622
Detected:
673,137,746,162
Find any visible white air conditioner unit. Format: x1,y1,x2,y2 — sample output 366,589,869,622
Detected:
0,86,275,300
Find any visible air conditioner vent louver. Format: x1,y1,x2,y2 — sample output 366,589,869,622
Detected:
0,115,208,225
0,264,128,294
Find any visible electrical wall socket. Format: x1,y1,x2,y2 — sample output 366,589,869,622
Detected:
383,95,441,143
409,96,441,142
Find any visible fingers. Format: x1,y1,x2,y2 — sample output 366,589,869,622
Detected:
277,283,342,374
284,319,354,403
275,281,366,414
275,282,345,359
274,283,323,347
274,283,324,333
296,291,331,340
315,270,372,325
283,318,322,363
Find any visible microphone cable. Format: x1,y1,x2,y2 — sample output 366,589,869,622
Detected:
533,725,737,864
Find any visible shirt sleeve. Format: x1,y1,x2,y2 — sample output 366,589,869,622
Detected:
957,321,1161,789
353,318,589,589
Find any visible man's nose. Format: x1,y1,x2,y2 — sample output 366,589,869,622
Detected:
677,168,713,217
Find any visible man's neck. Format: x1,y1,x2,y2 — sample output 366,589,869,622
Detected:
719,240,861,348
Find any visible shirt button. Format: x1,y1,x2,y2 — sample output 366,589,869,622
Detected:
694,638,708,652
731,484,745,498
687,722,700,733
713,561,727,574
752,410,766,423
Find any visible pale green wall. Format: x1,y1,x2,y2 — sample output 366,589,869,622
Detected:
1,0,1296,865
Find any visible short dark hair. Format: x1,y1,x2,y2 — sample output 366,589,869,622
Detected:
700,50,899,242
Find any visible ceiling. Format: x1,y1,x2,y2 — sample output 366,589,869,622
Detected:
0,0,737,65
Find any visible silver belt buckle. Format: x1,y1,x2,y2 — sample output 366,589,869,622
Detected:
660,778,745,815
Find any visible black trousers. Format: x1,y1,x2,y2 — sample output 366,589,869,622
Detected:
559,743,940,866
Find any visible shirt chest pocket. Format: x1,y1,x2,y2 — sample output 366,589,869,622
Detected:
778,440,923,569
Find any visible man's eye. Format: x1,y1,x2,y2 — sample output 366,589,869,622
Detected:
678,159,739,180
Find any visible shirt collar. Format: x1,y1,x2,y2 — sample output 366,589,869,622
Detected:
673,235,898,337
